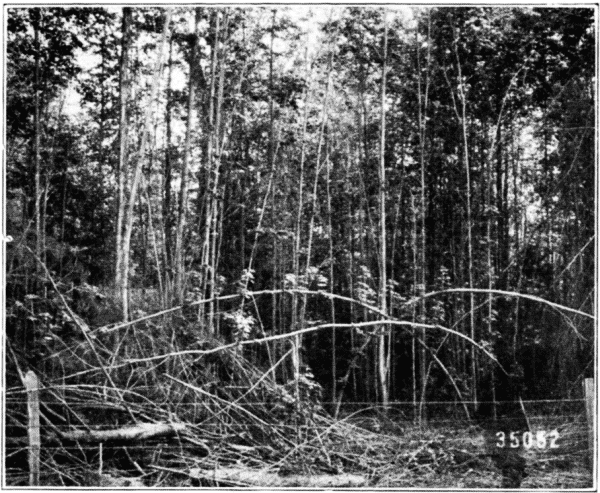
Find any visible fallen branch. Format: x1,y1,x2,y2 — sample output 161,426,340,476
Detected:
414,288,594,320
190,467,367,487
7,422,189,447
123,319,498,368
61,422,186,443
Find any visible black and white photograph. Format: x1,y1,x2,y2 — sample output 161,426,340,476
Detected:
2,4,597,489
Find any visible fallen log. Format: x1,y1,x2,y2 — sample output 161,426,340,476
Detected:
190,467,367,487
60,423,186,443
7,422,210,456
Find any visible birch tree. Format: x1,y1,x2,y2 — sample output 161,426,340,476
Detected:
119,9,172,321
377,11,390,407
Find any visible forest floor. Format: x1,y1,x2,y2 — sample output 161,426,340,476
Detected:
379,466,593,489
146,417,593,489
5,333,592,488
352,419,592,489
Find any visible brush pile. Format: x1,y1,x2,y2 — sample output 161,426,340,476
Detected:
5,312,405,487
4,303,592,488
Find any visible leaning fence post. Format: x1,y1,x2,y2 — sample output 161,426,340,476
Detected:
583,378,594,469
24,371,40,486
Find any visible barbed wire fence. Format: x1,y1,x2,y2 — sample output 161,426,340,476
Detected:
5,371,593,488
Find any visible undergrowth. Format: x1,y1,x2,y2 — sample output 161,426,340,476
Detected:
4,285,592,488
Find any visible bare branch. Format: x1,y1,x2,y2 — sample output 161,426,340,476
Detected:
412,288,594,320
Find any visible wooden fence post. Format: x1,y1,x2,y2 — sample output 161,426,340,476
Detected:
583,378,594,470
24,371,40,486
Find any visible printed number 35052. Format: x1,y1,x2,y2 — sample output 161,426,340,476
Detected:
496,430,559,449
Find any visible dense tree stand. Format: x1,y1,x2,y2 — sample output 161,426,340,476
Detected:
5,6,594,488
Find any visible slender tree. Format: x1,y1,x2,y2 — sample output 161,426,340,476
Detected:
33,9,42,292
116,7,131,319
454,28,477,410
416,12,431,422
174,8,201,304
163,37,174,292
120,9,172,321
207,10,229,333
291,47,311,383
377,10,389,408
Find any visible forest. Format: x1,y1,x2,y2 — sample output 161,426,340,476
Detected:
4,6,596,488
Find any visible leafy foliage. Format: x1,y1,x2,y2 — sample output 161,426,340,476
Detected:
5,10,594,478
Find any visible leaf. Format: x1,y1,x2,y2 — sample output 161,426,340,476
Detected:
72,313,90,333
284,273,297,289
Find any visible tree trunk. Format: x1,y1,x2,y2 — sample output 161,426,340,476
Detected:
174,8,200,304
198,10,221,332
298,55,332,382
116,7,132,320
291,49,310,386
496,123,508,290
61,423,187,443
269,10,278,347
163,37,174,294
377,11,389,409
486,121,497,420
326,144,336,401
33,9,42,292
120,9,172,321
416,13,432,422
411,193,418,422
197,11,219,325
207,11,229,334
454,36,477,412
